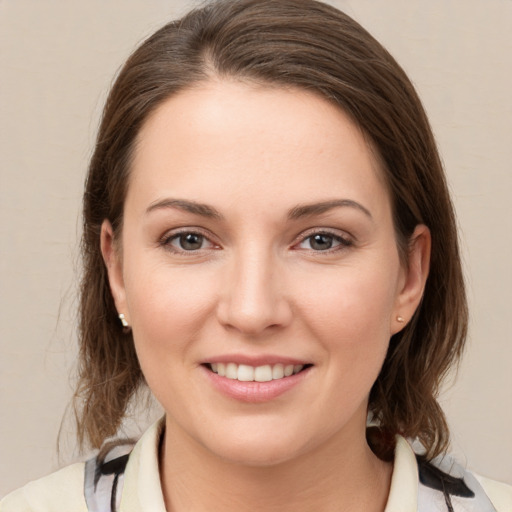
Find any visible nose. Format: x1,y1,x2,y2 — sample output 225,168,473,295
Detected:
216,248,293,336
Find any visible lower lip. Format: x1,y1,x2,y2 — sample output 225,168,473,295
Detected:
202,365,311,403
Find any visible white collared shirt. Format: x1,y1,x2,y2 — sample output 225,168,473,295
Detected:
2,418,511,511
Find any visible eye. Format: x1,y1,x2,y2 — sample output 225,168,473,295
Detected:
297,232,351,251
162,231,217,252
175,233,205,251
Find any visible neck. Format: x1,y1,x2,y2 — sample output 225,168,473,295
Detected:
160,417,392,512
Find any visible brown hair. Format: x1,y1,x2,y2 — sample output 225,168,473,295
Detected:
75,0,467,459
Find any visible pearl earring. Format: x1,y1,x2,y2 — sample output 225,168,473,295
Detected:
397,316,405,323
118,313,129,328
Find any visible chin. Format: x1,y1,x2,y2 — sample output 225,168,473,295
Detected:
195,420,322,468
211,438,305,467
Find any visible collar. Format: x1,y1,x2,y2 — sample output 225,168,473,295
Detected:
384,435,419,511
120,417,167,512
119,418,419,511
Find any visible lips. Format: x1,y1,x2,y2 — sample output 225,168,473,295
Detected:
209,362,305,382
202,358,312,402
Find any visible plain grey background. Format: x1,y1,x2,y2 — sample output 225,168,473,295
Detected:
1,0,511,495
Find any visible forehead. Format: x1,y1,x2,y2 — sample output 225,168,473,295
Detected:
127,80,390,217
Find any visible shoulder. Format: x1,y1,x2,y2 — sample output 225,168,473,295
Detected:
477,475,512,512
389,436,512,512
1,442,136,512
0,420,162,512
0,462,87,512
415,448,512,512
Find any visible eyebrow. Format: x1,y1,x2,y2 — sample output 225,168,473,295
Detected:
146,199,224,219
287,199,372,220
145,198,372,221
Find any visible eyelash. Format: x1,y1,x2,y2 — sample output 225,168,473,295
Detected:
159,228,353,254
293,230,353,253
159,228,218,254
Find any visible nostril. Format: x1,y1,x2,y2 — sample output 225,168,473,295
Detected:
217,302,293,336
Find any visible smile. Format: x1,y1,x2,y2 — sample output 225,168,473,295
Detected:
208,363,306,382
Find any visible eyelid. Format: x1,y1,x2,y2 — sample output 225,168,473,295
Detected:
159,227,220,252
291,227,354,250
158,226,353,253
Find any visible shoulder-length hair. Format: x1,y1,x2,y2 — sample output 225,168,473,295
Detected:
75,0,467,460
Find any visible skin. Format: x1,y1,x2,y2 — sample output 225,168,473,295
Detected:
101,80,430,512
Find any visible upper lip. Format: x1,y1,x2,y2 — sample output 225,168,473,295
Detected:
203,354,312,366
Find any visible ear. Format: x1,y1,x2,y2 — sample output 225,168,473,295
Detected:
391,224,431,334
100,220,128,322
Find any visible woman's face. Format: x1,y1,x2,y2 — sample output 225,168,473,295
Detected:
102,81,429,466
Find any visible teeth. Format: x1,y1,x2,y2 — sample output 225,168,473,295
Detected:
209,362,305,381
226,363,238,380
254,365,272,382
237,364,254,382
272,364,284,379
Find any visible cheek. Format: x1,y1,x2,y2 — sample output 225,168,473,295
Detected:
123,260,219,363
295,261,399,393
300,265,398,339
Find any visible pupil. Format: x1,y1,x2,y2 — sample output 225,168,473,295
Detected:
311,234,332,250
180,233,203,250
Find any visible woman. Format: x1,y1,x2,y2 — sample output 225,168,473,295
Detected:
2,0,510,510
